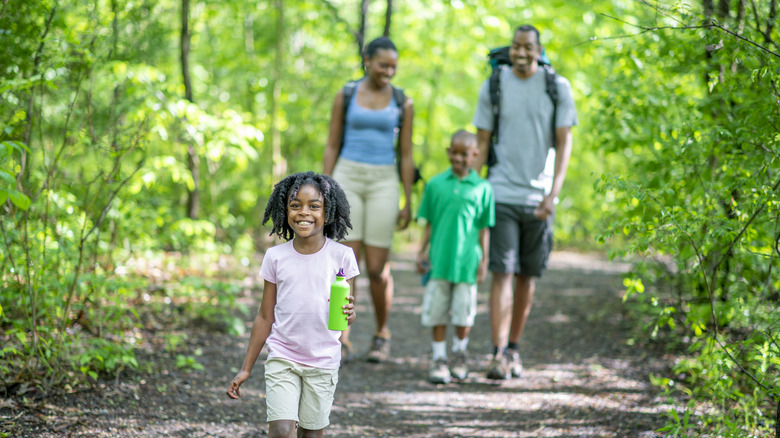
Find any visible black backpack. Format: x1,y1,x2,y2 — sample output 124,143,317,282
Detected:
341,81,423,184
486,46,559,168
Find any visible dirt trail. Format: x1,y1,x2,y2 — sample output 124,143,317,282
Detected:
1,251,674,437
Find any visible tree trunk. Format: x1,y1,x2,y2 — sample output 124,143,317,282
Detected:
358,0,369,68
181,0,199,219
270,0,286,182
383,0,392,37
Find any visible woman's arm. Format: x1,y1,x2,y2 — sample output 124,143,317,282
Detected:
397,96,415,230
226,280,277,399
323,89,346,176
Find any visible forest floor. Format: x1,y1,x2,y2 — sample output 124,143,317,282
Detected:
1,250,681,437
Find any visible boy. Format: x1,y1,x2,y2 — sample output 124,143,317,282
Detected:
416,130,495,383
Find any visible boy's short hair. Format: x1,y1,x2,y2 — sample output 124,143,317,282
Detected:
451,129,477,148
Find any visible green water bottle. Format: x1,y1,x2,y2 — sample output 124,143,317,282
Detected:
328,268,350,331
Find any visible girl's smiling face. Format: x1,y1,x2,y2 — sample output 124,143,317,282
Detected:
287,183,326,241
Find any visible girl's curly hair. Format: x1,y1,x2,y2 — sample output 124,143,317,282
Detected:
262,171,352,241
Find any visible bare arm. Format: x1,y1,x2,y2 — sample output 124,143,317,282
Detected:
397,96,415,230
323,90,346,176
473,128,491,174
477,227,490,283
416,223,431,274
535,126,573,220
226,280,277,399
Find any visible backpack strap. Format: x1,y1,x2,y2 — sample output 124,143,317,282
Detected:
487,66,501,168
390,86,422,184
391,86,406,155
542,64,559,149
339,81,358,152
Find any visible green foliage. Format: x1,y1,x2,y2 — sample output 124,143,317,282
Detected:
593,1,780,435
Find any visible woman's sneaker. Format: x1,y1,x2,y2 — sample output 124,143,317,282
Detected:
449,350,469,381
505,348,523,377
486,351,509,380
366,335,391,363
428,358,451,384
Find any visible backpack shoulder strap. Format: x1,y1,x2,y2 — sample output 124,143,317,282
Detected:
541,65,559,149
342,81,358,119
392,86,405,127
486,66,502,167
340,81,359,151
391,85,406,155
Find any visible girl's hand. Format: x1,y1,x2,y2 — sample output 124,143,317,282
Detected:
343,295,357,326
227,370,250,399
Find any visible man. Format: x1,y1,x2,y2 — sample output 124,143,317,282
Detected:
472,24,578,380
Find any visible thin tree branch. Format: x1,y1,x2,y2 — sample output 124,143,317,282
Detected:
319,0,358,42
713,173,780,270
0,0,10,22
592,13,780,59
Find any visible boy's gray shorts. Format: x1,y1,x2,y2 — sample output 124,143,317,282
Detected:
488,203,554,277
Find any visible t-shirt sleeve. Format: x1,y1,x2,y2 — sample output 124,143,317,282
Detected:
555,76,578,128
341,246,360,281
479,183,495,229
417,185,431,222
259,250,277,284
472,79,493,132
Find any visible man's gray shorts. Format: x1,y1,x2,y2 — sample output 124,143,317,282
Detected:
488,203,554,277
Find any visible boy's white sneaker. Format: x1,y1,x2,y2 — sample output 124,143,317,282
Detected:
428,358,451,384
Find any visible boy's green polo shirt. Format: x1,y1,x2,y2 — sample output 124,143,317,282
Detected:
418,168,495,284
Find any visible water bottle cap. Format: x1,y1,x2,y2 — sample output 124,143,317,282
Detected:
337,268,345,278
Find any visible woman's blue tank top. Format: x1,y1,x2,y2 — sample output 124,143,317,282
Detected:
340,84,400,165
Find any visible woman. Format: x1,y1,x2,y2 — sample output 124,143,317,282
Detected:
323,36,415,363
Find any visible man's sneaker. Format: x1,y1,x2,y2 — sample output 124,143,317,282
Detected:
505,348,523,377
428,358,451,384
449,350,469,381
366,335,390,363
486,351,510,380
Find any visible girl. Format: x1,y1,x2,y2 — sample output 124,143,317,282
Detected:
227,171,359,438
322,36,415,363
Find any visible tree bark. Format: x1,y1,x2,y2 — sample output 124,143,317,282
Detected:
383,0,392,37
181,0,199,219
358,0,369,68
270,0,286,182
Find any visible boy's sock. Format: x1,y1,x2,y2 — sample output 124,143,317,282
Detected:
493,345,502,356
451,336,469,353
507,342,519,351
432,341,447,361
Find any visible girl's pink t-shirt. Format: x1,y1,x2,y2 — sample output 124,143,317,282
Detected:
259,238,359,369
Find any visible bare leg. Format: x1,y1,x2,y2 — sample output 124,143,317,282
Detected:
339,241,363,348
298,427,324,438
269,420,297,438
508,274,535,344
489,272,514,348
432,325,446,342
455,326,470,340
363,245,392,337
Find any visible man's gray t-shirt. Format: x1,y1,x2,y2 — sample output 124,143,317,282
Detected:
473,66,578,206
